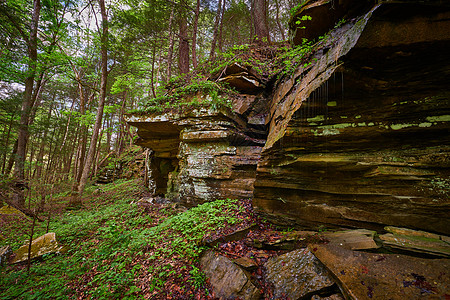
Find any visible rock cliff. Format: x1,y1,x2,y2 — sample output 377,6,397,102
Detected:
127,0,450,234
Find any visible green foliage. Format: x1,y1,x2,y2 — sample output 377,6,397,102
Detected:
189,265,206,290
290,0,308,17
0,179,248,298
129,75,234,114
295,15,312,29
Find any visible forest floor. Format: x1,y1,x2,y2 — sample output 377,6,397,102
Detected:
0,178,309,299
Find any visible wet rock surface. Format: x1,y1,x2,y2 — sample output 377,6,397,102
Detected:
265,248,337,299
379,226,450,258
323,229,379,250
200,250,260,300
310,243,450,299
253,1,450,235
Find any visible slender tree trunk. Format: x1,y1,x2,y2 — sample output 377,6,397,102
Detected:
150,43,157,98
35,98,54,179
14,0,41,207
209,0,223,60
218,0,226,52
1,112,15,174
178,0,189,74
6,140,18,175
275,0,285,40
167,6,175,79
106,116,111,153
73,0,109,205
191,0,200,69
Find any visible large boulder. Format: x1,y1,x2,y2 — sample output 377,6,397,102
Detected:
10,232,66,264
265,248,336,299
200,250,260,300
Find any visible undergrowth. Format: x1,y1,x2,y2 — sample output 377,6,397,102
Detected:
0,179,250,299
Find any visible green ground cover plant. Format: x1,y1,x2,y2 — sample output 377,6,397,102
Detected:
0,179,251,299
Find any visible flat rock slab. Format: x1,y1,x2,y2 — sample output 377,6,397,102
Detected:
200,250,260,300
0,205,26,216
379,226,450,258
310,243,450,299
379,233,450,258
10,232,65,264
323,229,379,250
265,248,336,299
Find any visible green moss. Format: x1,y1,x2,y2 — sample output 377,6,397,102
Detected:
426,115,450,122
307,115,325,122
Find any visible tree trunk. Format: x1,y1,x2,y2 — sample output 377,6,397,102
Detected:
275,0,285,40
251,0,270,43
166,5,175,79
150,43,157,98
73,0,109,206
209,0,222,60
178,1,189,75
191,0,200,69
218,0,226,52
14,0,41,207
1,111,15,174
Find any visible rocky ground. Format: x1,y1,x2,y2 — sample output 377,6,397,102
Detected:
1,179,449,299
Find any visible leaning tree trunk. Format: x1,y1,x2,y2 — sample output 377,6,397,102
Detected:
71,0,109,207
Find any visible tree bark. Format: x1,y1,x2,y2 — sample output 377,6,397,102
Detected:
178,0,189,74
275,0,285,40
73,0,109,206
14,0,41,207
218,0,226,52
1,111,15,174
209,0,222,60
191,0,200,69
166,5,175,79
251,0,270,43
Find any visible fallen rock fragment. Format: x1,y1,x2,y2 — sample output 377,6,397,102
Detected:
379,226,450,258
310,243,450,299
202,223,257,247
0,246,11,265
200,250,260,300
0,205,27,216
265,248,336,299
233,256,258,271
323,229,379,250
10,232,66,264
311,293,345,300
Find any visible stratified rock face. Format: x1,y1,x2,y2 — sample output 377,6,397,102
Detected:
126,108,264,205
128,1,450,235
253,2,450,235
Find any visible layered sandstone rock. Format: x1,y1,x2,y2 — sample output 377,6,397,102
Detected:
126,108,264,205
253,1,450,235
128,1,450,235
